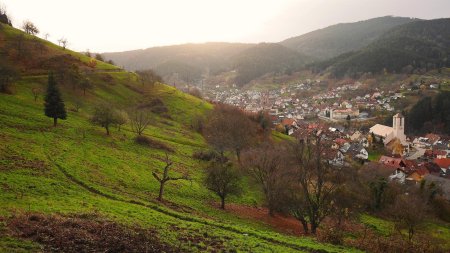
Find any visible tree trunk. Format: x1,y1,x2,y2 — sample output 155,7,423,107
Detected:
236,149,241,164
53,117,57,127
158,182,164,201
83,88,86,96
408,227,414,242
299,219,309,234
106,126,110,135
220,196,225,209
311,223,318,234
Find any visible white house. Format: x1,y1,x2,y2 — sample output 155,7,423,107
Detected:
389,168,406,184
370,113,407,145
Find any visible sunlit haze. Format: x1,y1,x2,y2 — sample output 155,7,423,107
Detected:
2,0,450,52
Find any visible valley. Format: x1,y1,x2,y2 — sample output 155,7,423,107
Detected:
1,4,450,253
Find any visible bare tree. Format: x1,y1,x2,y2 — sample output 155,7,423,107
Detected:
388,193,428,242
73,97,83,112
44,33,50,40
22,20,39,35
289,137,342,234
241,143,288,216
58,38,68,50
130,109,152,135
84,49,91,57
204,104,257,162
204,159,242,209
31,87,42,102
95,53,104,61
115,110,128,131
136,69,162,85
79,77,92,95
152,153,189,201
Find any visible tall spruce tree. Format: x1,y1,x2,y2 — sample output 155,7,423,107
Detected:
44,72,66,126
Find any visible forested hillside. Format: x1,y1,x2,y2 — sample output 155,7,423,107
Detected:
281,16,415,60
312,18,450,77
102,42,253,80
232,43,309,86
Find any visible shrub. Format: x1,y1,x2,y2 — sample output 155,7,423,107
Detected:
188,87,202,99
192,150,218,161
432,197,450,222
317,226,345,245
138,98,164,109
191,115,205,133
151,105,168,114
101,73,113,84
135,135,174,152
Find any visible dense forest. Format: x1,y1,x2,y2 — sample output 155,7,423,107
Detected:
281,16,415,60
103,17,449,85
312,18,450,77
406,91,450,134
232,43,308,86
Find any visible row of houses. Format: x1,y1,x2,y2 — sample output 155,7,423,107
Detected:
288,114,450,199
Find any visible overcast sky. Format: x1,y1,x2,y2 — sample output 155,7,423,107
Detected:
2,0,449,52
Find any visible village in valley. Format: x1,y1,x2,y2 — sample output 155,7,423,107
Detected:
203,78,450,200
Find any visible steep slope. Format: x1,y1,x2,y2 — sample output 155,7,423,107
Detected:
281,16,416,60
103,42,311,86
232,43,309,86
315,18,450,77
102,42,253,77
0,25,354,252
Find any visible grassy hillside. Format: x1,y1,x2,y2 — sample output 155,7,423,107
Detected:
0,25,357,252
281,16,415,60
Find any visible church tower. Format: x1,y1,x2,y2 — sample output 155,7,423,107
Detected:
392,113,406,143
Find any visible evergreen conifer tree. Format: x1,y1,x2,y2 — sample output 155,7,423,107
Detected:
44,72,66,126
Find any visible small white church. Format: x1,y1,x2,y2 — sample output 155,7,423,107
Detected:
370,113,407,145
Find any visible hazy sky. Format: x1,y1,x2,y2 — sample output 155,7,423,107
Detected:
2,0,449,52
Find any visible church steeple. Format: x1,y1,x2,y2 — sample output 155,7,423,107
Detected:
393,113,406,143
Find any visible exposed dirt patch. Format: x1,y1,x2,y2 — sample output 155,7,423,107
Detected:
135,135,175,152
5,213,179,253
0,149,47,172
221,203,305,236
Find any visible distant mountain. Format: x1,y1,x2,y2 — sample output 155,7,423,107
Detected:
313,18,450,77
103,16,444,85
103,42,311,85
280,16,416,60
232,43,309,86
102,42,253,79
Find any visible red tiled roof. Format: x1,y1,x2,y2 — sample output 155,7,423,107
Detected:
433,158,450,169
425,133,440,143
378,156,403,167
282,118,296,126
415,168,430,176
335,138,348,145
425,149,447,157
403,160,418,170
